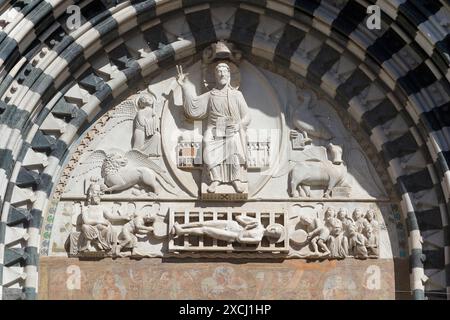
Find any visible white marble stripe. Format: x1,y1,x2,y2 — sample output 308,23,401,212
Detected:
24,265,37,292
46,0,74,18
156,0,182,16
0,243,4,265
267,0,294,17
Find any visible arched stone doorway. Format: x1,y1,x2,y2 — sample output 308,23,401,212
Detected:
0,1,448,300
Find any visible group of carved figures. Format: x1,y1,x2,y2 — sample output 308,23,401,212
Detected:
65,41,382,259
68,178,158,257
80,47,351,199
295,207,379,259
68,179,379,260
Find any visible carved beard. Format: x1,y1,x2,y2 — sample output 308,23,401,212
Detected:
216,74,230,86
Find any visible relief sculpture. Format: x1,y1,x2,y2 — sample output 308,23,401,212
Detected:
80,149,174,196
175,62,251,196
289,143,347,198
172,215,284,245
288,204,381,259
48,41,391,262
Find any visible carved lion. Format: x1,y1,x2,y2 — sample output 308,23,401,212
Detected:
78,149,175,195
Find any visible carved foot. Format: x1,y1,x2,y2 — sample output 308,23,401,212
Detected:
232,180,244,193
207,181,220,193
321,250,331,258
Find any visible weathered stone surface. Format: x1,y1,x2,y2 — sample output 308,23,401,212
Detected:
39,257,406,300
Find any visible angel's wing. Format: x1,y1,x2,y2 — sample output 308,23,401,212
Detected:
343,147,385,197
109,99,136,122
125,150,175,188
72,150,107,179
272,160,295,178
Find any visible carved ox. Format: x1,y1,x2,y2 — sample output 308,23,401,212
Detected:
289,144,347,198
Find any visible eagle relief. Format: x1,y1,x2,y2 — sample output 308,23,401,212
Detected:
43,41,393,261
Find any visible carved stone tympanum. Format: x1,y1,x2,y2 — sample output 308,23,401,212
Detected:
44,41,391,262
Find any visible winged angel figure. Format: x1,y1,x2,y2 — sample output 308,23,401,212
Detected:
77,149,175,195
109,91,163,156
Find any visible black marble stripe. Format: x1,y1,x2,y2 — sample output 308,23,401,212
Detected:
122,61,144,89
434,34,450,65
153,44,176,70
31,130,57,154
142,23,175,69
182,0,209,6
294,0,320,16
274,24,306,68
32,73,57,108
335,69,372,108
95,15,120,48
398,0,442,27
423,248,445,270
30,1,55,36
430,48,449,77
51,139,69,165
23,287,36,300
415,207,443,231
397,168,434,194
397,62,438,96
445,225,450,248
229,8,260,54
24,209,42,229
382,131,419,161
109,43,135,71
132,0,157,25
81,0,109,21
143,23,169,51
0,37,20,72
0,74,14,101
61,42,86,76
421,101,450,132
437,150,450,174
185,8,217,49
306,44,341,86
331,1,367,36
410,248,425,269
24,246,38,267
0,221,5,245
0,102,32,131
0,0,40,55
37,172,53,198
2,287,25,300
406,210,420,233
361,99,399,131
367,28,407,64
94,83,114,110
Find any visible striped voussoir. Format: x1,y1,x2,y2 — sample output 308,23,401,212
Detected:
0,0,448,300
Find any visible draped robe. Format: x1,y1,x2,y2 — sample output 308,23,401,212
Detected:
181,84,251,183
